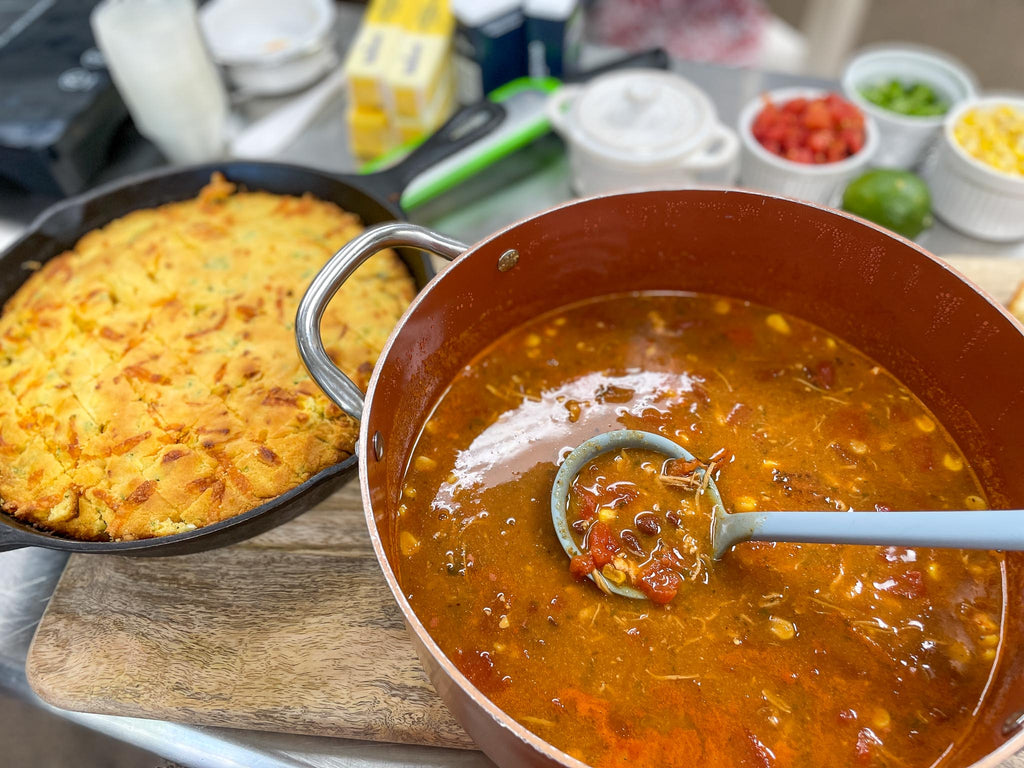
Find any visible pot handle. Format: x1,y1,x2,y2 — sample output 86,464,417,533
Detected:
546,84,582,137
296,222,469,421
684,122,740,172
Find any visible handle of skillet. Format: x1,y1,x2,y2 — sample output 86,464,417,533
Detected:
562,47,670,82
359,100,507,204
295,222,469,421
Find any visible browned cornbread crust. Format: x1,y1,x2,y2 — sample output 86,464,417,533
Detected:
1011,280,1024,323
0,174,415,540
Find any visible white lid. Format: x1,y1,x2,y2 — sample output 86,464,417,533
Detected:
570,69,716,166
451,0,522,27
523,0,578,20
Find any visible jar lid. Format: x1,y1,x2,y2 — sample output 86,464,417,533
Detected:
571,69,716,166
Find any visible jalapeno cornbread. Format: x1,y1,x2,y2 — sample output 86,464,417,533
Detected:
0,174,414,540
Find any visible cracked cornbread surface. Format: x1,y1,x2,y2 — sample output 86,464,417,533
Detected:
0,173,415,540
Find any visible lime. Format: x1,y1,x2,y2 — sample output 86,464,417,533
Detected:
842,169,933,239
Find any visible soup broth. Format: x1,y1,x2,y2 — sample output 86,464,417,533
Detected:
397,293,1002,768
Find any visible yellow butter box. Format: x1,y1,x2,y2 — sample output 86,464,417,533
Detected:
343,0,406,110
387,0,454,119
395,68,455,144
347,104,396,159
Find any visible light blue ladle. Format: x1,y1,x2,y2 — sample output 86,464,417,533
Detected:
551,429,1024,601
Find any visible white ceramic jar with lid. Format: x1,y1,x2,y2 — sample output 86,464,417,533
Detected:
546,68,739,195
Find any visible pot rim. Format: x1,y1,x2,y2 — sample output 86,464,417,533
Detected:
356,188,1024,767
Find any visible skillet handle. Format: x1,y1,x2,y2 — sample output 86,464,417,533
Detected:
296,222,468,421
358,100,507,204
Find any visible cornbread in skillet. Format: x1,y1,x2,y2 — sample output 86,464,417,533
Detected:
1011,281,1024,322
0,173,414,540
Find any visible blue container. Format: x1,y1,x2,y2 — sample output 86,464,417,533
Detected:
525,0,582,79
452,0,529,102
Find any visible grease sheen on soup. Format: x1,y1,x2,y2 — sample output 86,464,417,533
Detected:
397,292,1003,768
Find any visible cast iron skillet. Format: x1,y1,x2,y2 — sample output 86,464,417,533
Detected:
0,100,505,556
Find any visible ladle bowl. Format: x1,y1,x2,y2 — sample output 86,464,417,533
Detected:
550,429,725,599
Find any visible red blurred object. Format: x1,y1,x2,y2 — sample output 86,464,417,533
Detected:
588,0,768,66
751,92,866,164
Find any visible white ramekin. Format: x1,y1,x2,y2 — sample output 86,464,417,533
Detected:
921,95,1024,242
738,87,878,205
547,69,740,196
842,46,976,169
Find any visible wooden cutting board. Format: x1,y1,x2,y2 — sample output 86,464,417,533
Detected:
24,256,1024,750
26,480,475,749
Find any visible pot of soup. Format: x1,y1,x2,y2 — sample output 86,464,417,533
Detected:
295,190,1024,768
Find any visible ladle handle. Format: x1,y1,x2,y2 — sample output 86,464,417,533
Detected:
295,222,467,421
718,509,1024,558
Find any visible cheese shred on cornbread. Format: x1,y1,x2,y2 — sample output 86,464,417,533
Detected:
0,174,414,540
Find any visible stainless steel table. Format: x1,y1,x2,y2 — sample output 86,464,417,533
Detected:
1,45,1022,768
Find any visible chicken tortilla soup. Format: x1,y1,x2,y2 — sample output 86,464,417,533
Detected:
397,292,1003,768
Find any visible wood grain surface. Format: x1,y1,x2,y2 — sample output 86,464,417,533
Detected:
23,256,1024,754
27,481,475,749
